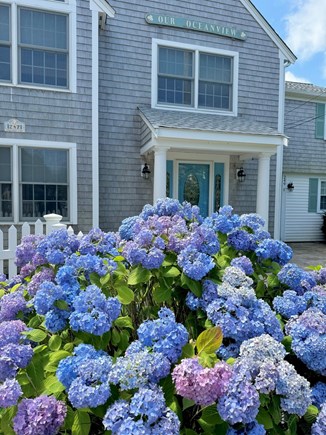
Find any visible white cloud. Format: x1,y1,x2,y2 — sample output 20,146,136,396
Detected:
285,0,326,60
285,71,310,83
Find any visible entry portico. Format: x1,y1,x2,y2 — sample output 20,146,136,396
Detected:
139,106,287,229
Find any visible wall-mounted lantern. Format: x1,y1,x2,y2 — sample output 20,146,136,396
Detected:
141,163,151,179
236,167,246,182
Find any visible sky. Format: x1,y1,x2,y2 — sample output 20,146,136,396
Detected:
251,0,326,87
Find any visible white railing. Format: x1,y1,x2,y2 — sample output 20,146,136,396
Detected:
0,214,83,279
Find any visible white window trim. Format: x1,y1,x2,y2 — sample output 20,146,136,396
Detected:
0,0,76,93
318,178,326,213
151,38,239,116
0,139,77,224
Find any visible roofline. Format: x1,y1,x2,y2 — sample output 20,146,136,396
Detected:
240,0,296,64
91,0,115,17
285,82,326,102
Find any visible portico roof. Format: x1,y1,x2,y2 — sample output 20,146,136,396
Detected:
138,106,288,155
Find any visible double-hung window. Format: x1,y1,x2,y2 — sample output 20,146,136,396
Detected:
153,39,238,114
0,0,75,91
0,141,77,223
0,4,11,81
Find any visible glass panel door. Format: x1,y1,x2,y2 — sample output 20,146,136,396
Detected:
178,163,210,216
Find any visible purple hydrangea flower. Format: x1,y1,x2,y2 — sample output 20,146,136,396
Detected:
0,319,27,347
172,358,232,405
13,395,66,435
27,267,55,296
0,289,29,322
15,234,45,268
0,378,22,408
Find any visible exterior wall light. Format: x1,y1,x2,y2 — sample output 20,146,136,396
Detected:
236,167,246,182
141,163,151,179
287,182,294,191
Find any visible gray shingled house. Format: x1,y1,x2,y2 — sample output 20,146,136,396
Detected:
4,0,320,242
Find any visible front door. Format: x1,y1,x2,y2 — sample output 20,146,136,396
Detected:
178,163,210,216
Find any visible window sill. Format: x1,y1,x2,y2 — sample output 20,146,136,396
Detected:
0,82,74,94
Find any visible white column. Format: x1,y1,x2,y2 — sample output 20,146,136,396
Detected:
153,147,168,202
256,153,272,229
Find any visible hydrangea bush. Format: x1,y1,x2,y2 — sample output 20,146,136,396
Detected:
0,198,325,435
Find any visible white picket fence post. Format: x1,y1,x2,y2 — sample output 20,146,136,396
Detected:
0,214,84,279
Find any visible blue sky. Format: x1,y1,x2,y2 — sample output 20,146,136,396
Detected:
251,0,326,87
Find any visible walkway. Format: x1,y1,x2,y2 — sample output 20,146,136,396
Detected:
288,242,326,269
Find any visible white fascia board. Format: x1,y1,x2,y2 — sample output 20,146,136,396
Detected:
90,0,115,16
240,0,296,64
156,127,287,146
138,110,159,138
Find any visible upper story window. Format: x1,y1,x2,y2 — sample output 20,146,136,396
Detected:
19,8,68,87
0,0,76,91
0,4,10,81
315,103,326,140
153,39,238,115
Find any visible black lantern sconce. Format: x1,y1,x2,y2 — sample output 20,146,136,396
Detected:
236,167,246,182
141,163,151,179
287,182,294,191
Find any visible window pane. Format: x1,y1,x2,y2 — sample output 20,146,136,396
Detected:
19,8,68,88
0,5,10,41
159,47,193,77
20,148,69,219
0,46,10,81
0,184,12,218
198,81,231,110
0,147,11,180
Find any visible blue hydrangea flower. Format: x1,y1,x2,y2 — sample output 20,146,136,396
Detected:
103,399,130,433
312,382,326,410
227,230,252,251
255,239,293,265
108,349,171,390
67,357,113,408
218,377,260,425
129,385,166,425
312,403,326,435
188,224,220,255
136,307,189,363
275,360,311,416
231,256,254,275
177,246,214,281
78,228,119,255
33,281,65,315
57,344,107,388
36,229,79,265
278,263,317,295
273,290,308,319
285,308,326,375
240,213,265,231
69,285,121,335
44,307,70,333
227,420,266,435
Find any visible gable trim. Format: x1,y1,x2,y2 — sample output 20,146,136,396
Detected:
240,0,296,63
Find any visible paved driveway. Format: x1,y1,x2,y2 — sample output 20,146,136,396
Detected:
288,242,326,269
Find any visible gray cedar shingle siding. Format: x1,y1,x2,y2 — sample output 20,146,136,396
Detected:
0,0,93,232
99,0,282,231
